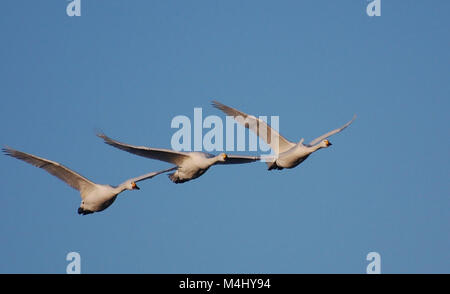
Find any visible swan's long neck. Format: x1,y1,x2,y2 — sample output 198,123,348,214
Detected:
210,156,222,166
113,184,128,195
309,143,324,153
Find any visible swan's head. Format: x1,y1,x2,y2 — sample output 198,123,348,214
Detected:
219,153,228,162
321,139,332,148
127,181,140,190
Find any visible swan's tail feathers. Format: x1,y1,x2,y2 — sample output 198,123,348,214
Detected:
168,172,189,184
77,207,94,215
168,173,177,182
267,161,283,171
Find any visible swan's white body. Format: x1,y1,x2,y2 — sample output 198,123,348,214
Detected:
3,147,175,214
81,184,121,213
168,152,218,182
212,101,356,170
98,134,260,183
266,140,330,170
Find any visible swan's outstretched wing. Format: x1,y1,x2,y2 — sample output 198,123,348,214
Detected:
128,166,178,183
308,115,357,146
217,155,260,165
98,134,190,166
212,101,295,154
3,147,96,195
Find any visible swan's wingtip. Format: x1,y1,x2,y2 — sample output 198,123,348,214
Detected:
96,132,110,141
2,146,13,155
94,128,107,138
211,100,222,108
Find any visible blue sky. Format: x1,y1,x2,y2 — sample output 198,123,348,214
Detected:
0,1,449,273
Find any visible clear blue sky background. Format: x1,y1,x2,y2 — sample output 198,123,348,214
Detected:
0,1,449,273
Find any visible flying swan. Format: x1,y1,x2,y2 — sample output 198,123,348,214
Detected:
212,100,356,170
3,147,176,215
97,133,260,183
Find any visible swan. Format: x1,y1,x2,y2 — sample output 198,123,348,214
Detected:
97,133,260,183
212,100,356,170
3,147,176,215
